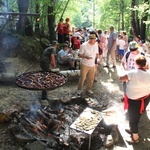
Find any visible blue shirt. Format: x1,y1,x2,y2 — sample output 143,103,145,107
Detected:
58,49,68,63
107,31,117,50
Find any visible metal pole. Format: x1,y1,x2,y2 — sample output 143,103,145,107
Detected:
88,134,92,150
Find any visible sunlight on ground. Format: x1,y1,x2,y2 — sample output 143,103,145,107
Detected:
101,64,124,92
146,106,150,120
101,81,120,92
102,106,126,125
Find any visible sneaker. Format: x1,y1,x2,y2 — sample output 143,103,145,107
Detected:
86,90,94,94
77,90,82,95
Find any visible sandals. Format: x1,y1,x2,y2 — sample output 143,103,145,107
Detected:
126,135,139,144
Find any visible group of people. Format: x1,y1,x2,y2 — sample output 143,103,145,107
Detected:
40,23,150,144
119,41,150,144
103,26,150,144
56,17,71,43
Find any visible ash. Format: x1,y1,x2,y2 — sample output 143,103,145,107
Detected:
9,98,110,150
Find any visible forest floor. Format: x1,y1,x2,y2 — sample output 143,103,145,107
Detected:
0,56,150,150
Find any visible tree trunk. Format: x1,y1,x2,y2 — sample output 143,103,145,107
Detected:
17,0,29,35
135,0,140,36
35,3,40,33
130,0,148,40
140,0,148,40
120,0,124,30
47,1,56,41
130,0,139,37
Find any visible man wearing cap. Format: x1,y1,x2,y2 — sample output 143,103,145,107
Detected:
40,40,57,100
122,41,144,71
77,34,99,95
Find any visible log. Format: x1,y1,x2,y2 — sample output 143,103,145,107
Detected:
60,70,80,77
0,12,40,16
0,73,16,81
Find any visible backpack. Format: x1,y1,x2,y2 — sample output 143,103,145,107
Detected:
73,39,80,50
125,51,145,62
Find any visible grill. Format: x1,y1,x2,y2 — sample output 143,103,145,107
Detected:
15,71,68,90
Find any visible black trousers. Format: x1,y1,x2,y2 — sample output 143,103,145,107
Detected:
64,34,69,42
128,97,150,133
58,33,64,43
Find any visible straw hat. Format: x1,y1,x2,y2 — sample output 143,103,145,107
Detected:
89,34,96,39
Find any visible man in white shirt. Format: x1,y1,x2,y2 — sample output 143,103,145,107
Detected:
77,34,99,95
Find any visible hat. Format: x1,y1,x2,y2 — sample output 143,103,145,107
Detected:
63,43,68,48
51,40,58,46
129,41,138,50
89,34,96,39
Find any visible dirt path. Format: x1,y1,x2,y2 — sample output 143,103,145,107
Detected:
0,57,150,150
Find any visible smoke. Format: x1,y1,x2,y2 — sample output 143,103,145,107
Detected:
0,33,19,57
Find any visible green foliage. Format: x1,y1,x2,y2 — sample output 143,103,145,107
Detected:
18,35,43,61
2,0,150,38
73,15,82,28
98,0,131,33
129,2,150,21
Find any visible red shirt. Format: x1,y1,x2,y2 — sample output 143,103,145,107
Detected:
63,22,70,34
73,37,81,50
57,22,64,34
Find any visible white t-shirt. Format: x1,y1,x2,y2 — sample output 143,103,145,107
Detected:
117,39,125,50
79,41,99,67
74,32,81,37
145,54,150,70
122,51,143,70
126,69,150,99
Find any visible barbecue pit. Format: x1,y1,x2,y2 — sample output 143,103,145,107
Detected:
15,70,68,101
12,70,119,149
15,71,68,91
9,99,107,150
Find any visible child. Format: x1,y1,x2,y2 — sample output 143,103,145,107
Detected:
117,34,126,61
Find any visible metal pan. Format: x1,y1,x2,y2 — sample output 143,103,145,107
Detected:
15,71,68,91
